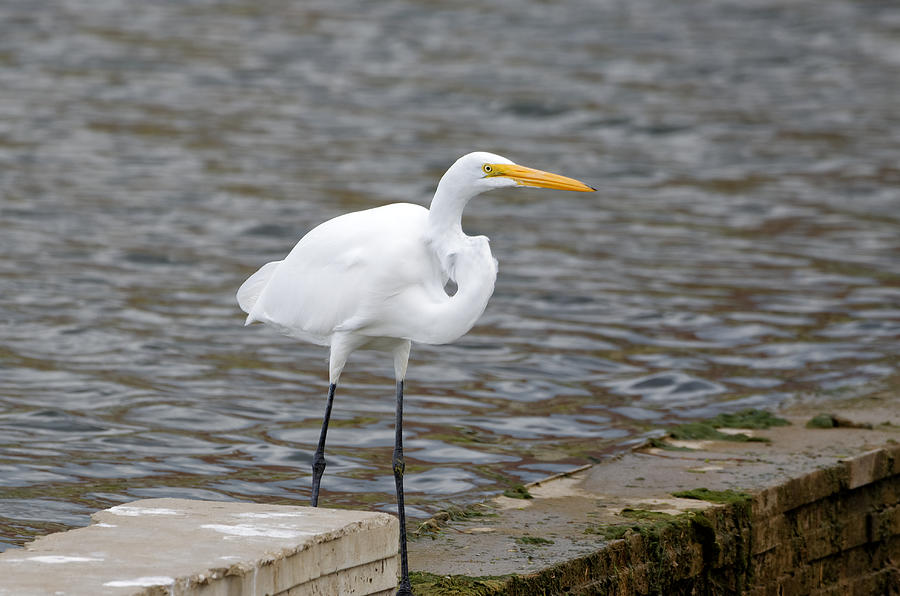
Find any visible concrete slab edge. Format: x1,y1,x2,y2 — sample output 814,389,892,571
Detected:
411,441,900,595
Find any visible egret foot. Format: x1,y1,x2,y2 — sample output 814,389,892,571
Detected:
310,454,326,507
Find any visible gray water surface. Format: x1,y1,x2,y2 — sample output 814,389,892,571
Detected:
1,0,899,549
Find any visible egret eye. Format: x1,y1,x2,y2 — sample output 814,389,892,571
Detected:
482,164,493,175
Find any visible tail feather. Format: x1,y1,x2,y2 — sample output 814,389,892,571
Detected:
236,260,282,321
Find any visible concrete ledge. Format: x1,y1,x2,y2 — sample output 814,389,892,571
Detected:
409,395,900,595
0,498,398,596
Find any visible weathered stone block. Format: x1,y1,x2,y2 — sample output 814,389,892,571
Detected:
844,448,893,490
867,503,900,543
0,498,398,596
750,512,784,556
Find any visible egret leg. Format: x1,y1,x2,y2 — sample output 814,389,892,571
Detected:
393,380,413,596
310,382,336,507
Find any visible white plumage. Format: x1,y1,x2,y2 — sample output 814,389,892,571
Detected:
236,151,594,595
239,202,487,346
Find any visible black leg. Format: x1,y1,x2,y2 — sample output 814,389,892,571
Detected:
393,380,414,595
310,382,336,507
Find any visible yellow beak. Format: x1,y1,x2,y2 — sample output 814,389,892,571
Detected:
488,163,596,192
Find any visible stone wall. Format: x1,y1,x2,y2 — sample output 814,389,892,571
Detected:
486,445,899,595
749,447,899,595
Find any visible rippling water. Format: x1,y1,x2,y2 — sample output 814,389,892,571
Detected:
1,0,898,549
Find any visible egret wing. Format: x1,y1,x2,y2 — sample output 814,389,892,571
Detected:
236,260,281,317
243,203,441,345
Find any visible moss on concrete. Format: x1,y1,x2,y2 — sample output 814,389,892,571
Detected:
672,487,751,504
508,502,755,595
620,508,677,522
584,523,633,540
708,409,790,429
408,571,509,595
502,484,533,500
653,409,791,446
807,413,837,428
584,508,681,542
412,503,496,539
806,413,874,429
516,536,554,546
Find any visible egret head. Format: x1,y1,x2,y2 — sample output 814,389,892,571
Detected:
445,151,596,196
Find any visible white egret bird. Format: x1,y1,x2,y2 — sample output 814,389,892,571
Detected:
237,151,594,595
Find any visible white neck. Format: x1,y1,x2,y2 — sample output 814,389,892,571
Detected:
426,170,480,240
412,173,497,345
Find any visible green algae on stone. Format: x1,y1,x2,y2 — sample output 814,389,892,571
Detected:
516,535,555,546
672,487,751,504
511,499,757,594
708,409,790,429
584,524,634,540
409,571,510,595
807,413,837,428
577,506,752,592
806,413,873,429
663,409,789,444
502,484,533,500
584,509,678,541
620,508,677,522
412,503,497,539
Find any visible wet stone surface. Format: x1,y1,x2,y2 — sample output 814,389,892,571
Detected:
408,394,900,582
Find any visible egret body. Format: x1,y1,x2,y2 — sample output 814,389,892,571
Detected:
237,151,594,595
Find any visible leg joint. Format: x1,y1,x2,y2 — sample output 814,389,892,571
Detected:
392,450,405,477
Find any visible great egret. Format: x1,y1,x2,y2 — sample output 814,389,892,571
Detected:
237,151,594,595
